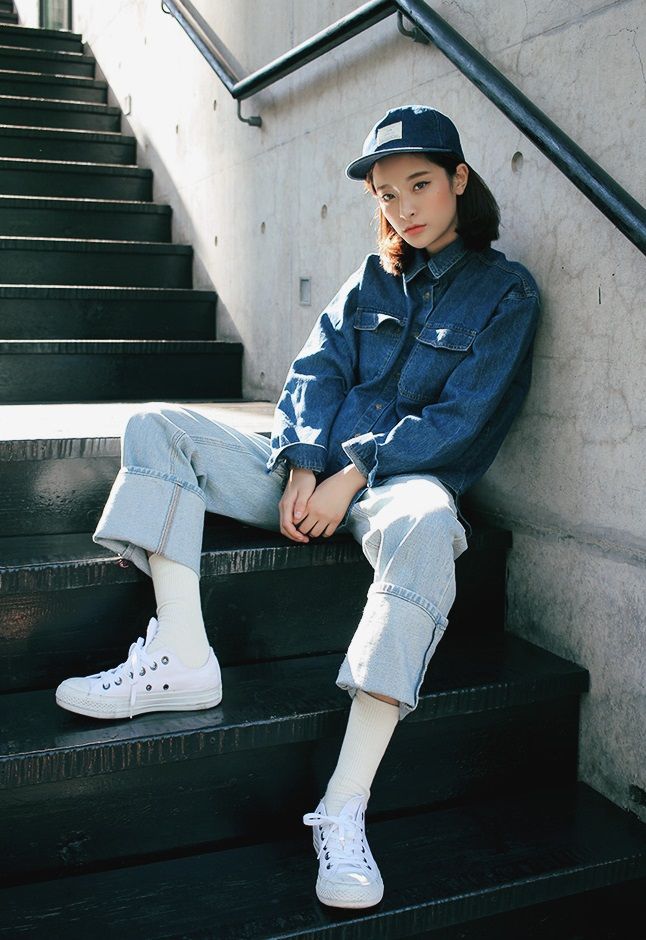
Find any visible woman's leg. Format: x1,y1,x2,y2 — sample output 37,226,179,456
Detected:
304,473,468,908
56,402,289,719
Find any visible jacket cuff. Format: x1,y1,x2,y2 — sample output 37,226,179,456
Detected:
341,433,379,487
266,442,327,475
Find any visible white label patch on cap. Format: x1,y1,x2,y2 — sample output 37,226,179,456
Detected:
376,121,402,146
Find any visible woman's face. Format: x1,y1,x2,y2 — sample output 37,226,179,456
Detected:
371,153,468,256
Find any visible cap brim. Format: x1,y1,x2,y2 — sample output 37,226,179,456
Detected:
345,146,460,181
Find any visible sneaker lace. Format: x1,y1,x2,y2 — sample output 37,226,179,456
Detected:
303,809,373,877
90,618,158,718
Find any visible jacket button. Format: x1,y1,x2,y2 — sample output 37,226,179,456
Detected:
375,403,382,410
423,291,431,301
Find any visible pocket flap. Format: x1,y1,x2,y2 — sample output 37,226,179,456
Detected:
417,323,477,351
354,307,404,330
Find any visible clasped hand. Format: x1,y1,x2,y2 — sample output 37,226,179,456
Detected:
278,465,367,542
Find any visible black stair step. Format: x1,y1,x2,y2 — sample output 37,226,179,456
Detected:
0,44,94,77
0,633,587,789
0,235,192,286
0,522,509,690
0,339,243,403
0,194,171,240
0,156,149,199
0,124,134,162
0,24,83,53
0,68,107,102
0,284,216,338
0,93,120,131
0,13,18,25
0,2,16,11
0,783,643,938
0,636,588,877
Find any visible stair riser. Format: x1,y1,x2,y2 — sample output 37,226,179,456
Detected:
0,541,506,689
0,28,83,53
0,101,120,131
0,166,150,199
0,2,17,11
0,246,191,286
0,77,107,103
0,14,18,24
0,204,170,240
0,130,135,163
0,349,242,403
0,697,581,882
0,295,216,339
0,50,94,76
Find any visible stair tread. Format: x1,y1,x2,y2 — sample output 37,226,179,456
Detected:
0,24,83,42
0,67,106,87
0,284,215,296
0,193,170,211
0,340,241,357
0,42,87,60
0,124,132,142
0,633,589,787
0,235,191,250
0,399,274,443
0,153,144,171
0,518,507,598
0,782,643,938
0,93,118,112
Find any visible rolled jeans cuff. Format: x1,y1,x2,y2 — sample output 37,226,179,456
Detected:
92,466,206,578
335,581,449,721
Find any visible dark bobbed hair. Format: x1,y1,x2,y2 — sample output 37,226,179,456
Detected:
364,151,500,276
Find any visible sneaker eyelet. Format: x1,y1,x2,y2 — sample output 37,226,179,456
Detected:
163,684,169,690
146,684,152,691
129,671,133,679
150,662,158,671
115,677,122,686
326,864,331,870
102,682,110,690
161,656,169,665
139,667,146,676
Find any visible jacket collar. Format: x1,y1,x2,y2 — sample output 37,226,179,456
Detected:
403,234,468,283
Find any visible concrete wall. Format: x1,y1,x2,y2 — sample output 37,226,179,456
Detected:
14,0,645,822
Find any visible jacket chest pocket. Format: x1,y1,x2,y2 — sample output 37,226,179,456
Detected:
353,306,404,383
399,323,477,403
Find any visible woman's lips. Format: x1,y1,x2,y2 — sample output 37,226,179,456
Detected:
405,224,425,234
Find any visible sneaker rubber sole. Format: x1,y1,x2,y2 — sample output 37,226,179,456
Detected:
55,684,223,720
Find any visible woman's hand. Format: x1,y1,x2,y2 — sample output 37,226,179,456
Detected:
294,464,367,539
279,467,318,543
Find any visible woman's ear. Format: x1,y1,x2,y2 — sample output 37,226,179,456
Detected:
453,162,469,195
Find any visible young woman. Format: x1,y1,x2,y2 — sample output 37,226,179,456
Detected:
55,105,541,911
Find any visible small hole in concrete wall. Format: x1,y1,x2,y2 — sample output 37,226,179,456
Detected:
511,151,524,172
175,124,179,134
213,99,217,110
260,371,265,385
260,221,266,233
214,235,218,247
321,204,328,218
299,278,311,306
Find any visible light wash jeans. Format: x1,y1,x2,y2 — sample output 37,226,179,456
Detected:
93,403,469,720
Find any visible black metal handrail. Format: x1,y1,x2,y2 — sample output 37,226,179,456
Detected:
162,0,645,255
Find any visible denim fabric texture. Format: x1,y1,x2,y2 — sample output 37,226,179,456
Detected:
266,235,541,536
92,406,467,719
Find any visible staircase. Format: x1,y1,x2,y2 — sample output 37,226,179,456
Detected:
0,9,645,938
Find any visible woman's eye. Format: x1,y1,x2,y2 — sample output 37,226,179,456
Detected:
414,180,429,190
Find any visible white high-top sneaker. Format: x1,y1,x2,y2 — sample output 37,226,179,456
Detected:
55,616,222,720
303,794,384,909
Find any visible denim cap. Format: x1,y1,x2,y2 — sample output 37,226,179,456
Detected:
345,105,465,180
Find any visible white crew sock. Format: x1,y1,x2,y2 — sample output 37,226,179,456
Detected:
146,552,211,668
323,689,400,815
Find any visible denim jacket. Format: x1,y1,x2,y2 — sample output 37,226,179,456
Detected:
266,235,540,536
